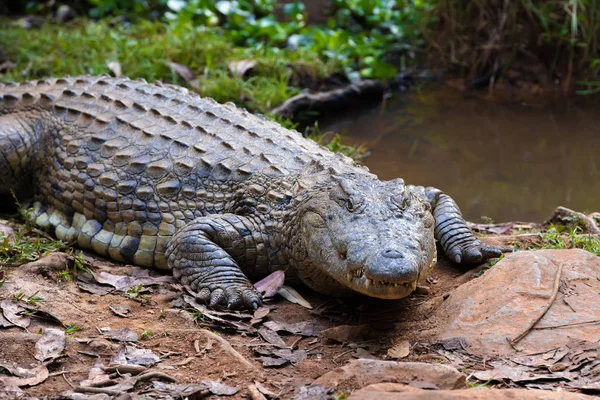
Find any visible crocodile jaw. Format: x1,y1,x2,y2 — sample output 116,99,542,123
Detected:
342,255,437,299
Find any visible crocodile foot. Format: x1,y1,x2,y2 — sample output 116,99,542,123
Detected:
194,283,263,310
448,240,506,264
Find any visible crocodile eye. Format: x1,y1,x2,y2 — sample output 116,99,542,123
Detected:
391,194,408,212
338,196,362,212
346,197,356,212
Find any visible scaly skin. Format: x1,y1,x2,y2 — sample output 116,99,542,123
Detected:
0,76,502,309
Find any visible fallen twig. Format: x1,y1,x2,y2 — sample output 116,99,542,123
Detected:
135,371,176,384
75,386,121,395
197,329,254,369
247,384,268,400
103,364,147,375
508,261,564,346
534,318,600,330
62,372,75,389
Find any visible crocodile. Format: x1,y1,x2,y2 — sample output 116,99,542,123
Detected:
0,76,502,309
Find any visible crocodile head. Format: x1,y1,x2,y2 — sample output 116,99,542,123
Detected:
294,174,437,299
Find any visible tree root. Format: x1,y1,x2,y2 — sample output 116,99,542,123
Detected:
271,80,385,119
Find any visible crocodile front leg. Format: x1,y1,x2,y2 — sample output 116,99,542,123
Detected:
166,214,263,309
414,186,503,264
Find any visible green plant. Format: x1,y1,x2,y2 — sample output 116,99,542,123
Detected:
538,225,600,256
88,0,171,19
141,329,152,339
309,131,368,160
467,375,495,388
126,284,144,299
65,324,83,334
480,216,495,224
192,311,206,323
57,269,72,282
432,0,600,91
13,291,44,305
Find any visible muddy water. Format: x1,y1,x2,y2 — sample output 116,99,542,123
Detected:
323,87,600,223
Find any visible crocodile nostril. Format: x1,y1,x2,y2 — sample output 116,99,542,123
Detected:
382,249,404,259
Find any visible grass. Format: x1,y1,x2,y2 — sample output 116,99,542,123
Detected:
65,324,83,334
538,225,600,256
431,0,600,91
0,19,328,115
0,17,371,158
13,291,44,305
0,201,91,273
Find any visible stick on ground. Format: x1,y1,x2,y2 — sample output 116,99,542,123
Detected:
198,328,255,369
508,261,564,346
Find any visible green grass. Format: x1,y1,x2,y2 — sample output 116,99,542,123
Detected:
0,19,331,115
0,223,71,265
538,225,600,256
0,202,91,272
0,17,373,158
65,324,83,334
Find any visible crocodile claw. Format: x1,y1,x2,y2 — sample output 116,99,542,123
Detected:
450,241,506,264
194,284,263,310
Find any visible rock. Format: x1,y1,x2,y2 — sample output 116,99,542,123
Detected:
348,383,594,399
55,5,76,24
88,339,118,353
313,359,466,392
544,206,599,234
437,249,600,356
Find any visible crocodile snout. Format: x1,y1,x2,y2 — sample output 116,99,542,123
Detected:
364,256,419,284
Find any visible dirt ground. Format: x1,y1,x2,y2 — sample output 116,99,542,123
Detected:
0,226,554,398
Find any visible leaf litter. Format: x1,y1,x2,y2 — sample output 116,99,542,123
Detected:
35,328,66,363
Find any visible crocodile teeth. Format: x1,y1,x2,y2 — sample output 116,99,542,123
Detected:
365,279,371,288
349,267,365,280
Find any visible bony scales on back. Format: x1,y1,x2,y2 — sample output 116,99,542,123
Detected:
0,76,503,309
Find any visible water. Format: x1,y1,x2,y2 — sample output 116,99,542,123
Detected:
323,87,600,223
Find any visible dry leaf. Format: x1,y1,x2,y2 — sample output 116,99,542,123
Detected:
102,327,139,342
0,364,49,387
264,320,318,337
167,60,195,82
253,306,271,320
35,328,66,363
278,285,312,309
108,305,131,318
387,340,410,359
254,270,285,298
0,300,30,329
228,60,256,78
258,327,287,348
106,61,122,77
